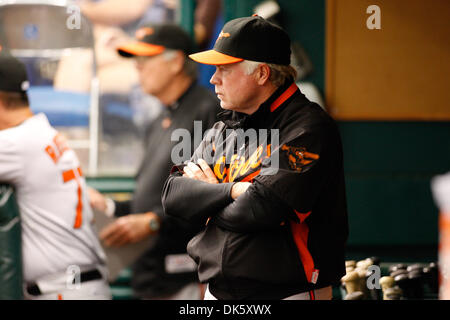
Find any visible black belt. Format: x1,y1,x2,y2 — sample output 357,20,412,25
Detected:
26,269,103,296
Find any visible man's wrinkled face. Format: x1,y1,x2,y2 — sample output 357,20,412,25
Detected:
210,62,260,114
134,53,172,97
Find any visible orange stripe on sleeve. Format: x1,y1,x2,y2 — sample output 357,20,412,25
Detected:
73,180,83,229
62,167,83,229
45,146,58,163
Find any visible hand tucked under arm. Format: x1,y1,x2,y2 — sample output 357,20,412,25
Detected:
211,181,296,233
230,181,252,200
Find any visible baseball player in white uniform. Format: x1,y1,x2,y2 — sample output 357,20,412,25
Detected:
0,52,111,300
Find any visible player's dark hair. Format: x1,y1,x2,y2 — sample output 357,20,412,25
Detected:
0,91,29,109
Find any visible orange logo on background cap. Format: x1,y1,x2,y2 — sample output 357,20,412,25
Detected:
135,27,154,40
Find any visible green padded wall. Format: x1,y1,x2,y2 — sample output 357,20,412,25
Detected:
340,122,450,247
0,185,23,300
178,0,196,38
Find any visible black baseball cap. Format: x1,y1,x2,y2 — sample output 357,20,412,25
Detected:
117,23,194,57
189,15,291,66
0,50,30,94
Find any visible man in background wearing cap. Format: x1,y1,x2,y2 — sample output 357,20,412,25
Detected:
88,23,220,299
0,52,111,299
162,16,348,300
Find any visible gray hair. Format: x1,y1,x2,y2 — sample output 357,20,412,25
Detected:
240,60,297,87
163,49,198,80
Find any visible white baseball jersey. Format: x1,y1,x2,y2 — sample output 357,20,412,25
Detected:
0,113,107,283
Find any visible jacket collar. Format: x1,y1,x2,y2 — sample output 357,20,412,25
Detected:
217,81,299,129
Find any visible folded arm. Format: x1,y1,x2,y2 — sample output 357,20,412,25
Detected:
162,158,294,231
162,172,235,226
211,180,295,233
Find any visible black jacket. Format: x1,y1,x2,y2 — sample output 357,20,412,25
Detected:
162,82,349,299
115,82,220,298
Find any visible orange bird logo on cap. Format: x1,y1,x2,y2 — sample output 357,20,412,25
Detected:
217,30,230,41
135,27,154,40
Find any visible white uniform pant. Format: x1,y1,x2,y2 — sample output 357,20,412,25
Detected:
23,265,111,300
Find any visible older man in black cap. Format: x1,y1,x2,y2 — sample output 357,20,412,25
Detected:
88,23,220,299
162,15,349,300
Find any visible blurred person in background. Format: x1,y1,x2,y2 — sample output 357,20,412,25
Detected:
88,23,220,299
56,0,177,136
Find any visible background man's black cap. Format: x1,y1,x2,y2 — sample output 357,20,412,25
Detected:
189,15,291,65
0,50,30,94
117,23,194,57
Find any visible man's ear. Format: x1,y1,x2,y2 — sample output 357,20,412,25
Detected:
169,51,185,74
255,63,271,85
